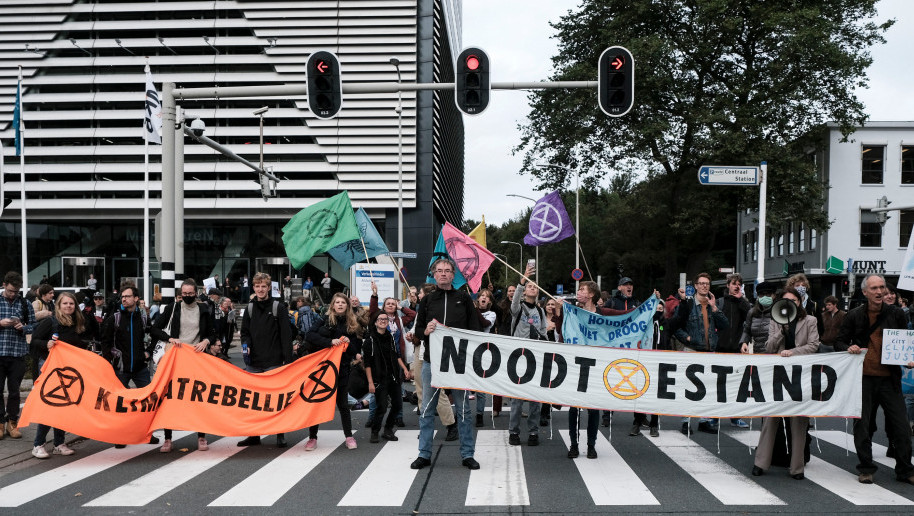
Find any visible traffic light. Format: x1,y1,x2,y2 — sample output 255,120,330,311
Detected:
455,47,490,115
307,51,342,119
875,195,891,225
598,46,634,117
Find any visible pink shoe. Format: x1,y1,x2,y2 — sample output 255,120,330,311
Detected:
159,439,172,453
304,438,317,451
345,437,357,450
197,437,209,451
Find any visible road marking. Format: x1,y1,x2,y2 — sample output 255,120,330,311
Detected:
84,436,247,506
728,429,912,505
466,429,529,506
0,432,190,507
338,430,425,506
647,430,785,505
559,431,659,505
810,430,894,468
209,431,346,506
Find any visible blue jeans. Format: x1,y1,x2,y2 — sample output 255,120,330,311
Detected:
905,394,914,423
509,399,540,435
116,367,151,388
475,391,487,414
418,361,474,459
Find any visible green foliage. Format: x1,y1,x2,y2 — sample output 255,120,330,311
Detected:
515,0,892,291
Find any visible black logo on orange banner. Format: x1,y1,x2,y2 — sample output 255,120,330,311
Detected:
299,360,338,403
603,359,650,400
40,367,85,406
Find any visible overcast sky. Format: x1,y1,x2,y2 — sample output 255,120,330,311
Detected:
461,0,914,225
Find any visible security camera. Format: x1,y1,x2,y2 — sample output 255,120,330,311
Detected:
253,106,269,116
189,118,206,137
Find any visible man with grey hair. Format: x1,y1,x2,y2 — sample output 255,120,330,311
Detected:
411,257,482,470
835,274,914,485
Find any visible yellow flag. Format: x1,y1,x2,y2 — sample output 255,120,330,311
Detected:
468,215,487,248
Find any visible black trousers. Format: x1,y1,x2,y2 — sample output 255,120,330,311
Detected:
854,375,914,479
569,408,600,447
310,373,352,438
0,356,25,422
371,377,403,433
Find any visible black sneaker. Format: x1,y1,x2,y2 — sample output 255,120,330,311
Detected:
382,429,398,441
649,426,659,437
629,424,642,436
275,434,286,448
114,444,126,449
697,421,718,434
410,457,431,470
237,436,261,447
528,434,539,446
395,417,405,428
567,444,579,458
445,424,459,442
539,418,548,427
508,433,521,446
148,436,160,445
370,432,380,443
587,446,598,459
462,457,480,470
680,423,692,436
476,414,484,428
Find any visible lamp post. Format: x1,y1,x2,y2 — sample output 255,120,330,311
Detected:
500,240,523,282
506,194,539,286
535,162,580,291
390,57,404,295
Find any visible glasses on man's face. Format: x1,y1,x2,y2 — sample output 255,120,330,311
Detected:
376,318,389,323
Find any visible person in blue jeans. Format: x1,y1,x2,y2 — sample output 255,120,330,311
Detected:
410,258,481,471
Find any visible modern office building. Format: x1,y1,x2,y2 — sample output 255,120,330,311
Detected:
0,0,465,296
736,121,914,303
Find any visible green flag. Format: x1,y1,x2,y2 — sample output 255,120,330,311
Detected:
282,191,360,270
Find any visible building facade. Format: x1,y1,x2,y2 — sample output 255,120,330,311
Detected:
737,122,914,304
0,0,465,296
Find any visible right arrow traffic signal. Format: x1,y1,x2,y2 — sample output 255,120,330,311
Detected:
598,46,634,117
455,47,490,115
307,51,342,119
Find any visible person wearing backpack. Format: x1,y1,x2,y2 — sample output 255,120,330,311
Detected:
30,291,99,458
366,282,416,428
237,272,295,448
294,297,322,357
507,264,548,448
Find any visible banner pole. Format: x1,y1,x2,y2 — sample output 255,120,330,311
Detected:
491,253,560,302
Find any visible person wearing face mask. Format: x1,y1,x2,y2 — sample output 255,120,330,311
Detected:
740,282,778,354
786,273,823,338
149,278,216,452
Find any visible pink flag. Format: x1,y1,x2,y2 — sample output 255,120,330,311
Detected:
440,222,496,293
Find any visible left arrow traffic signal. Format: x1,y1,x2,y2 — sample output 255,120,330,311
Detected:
307,51,342,119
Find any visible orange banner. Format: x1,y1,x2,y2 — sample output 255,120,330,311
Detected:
19,341,344,444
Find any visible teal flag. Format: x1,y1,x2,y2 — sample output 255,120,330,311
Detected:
327,207,390,270
13,77,21,156
282,191,360,270
425,228,467,289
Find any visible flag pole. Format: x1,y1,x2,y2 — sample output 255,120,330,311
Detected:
17,66,27,288
490,253,559,302
143,60,151,303
359,236,374,280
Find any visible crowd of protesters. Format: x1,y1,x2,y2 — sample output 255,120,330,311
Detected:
2,264,914,487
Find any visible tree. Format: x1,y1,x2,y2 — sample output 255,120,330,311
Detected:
516,0,892,291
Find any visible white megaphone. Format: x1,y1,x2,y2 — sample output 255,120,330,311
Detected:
771,298,798,325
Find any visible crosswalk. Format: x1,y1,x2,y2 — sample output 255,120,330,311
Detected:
1,422,913,510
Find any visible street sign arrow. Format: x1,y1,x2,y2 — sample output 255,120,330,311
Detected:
697,165,759,186
316,60,328,73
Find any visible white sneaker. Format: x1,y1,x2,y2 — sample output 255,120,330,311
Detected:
52,444,75,456
32,445,50,459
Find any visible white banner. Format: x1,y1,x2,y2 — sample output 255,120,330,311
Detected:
429,326,864,418
899,230,914,291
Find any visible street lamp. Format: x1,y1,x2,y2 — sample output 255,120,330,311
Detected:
506,194,539,286
500,240,523,282
390,57,404,295
535,162,580,291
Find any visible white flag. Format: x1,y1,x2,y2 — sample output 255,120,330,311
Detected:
898,231,914,291
144,64,162,144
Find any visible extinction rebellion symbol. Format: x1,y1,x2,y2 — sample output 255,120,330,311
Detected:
528,202,564,243
299,360,339,403
603,359,650,400
40,367,85,407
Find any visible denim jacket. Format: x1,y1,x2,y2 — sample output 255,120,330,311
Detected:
674,298,729,351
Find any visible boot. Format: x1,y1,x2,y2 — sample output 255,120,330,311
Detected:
6,420,22,439
445,423,459,441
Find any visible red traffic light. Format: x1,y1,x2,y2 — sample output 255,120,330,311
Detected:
611,55,625,70
465,55,480,71
315,60,331,74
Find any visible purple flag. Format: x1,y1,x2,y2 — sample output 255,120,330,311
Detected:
523,190,576,246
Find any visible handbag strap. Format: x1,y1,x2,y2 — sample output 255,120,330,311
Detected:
165,302,179,337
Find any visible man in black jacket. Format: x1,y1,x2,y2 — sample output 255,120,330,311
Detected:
411,258,482,471
236,272,294,448
717,273,752,429
835,274,914,485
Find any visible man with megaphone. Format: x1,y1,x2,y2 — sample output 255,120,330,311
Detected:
834,274,914,486
751,287,819,480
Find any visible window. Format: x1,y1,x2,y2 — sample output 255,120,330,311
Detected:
860,210,882,247
810,228,817,250
787,222,795,254
903,146,914,185
777,231,784,256
742,232,751,263
799,222,805,252
769,234,775,258
752,231,758,261
901,210,914,248
862,145,884,184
